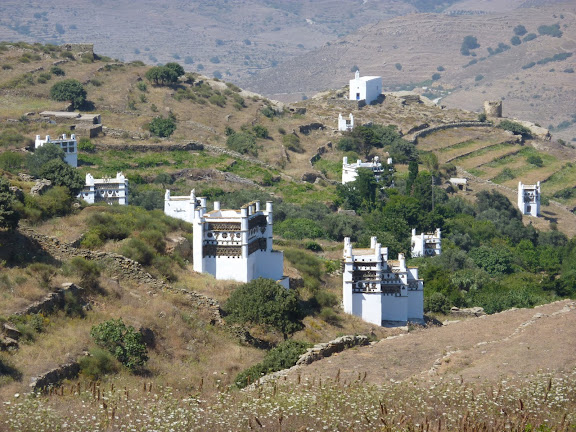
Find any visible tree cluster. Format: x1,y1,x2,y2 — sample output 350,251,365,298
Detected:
145,62,185,85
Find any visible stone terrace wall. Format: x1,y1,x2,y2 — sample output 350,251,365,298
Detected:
30,362,80,392
409,121,492,143
19,229,223,324
243,335,370,390
16,283,83,316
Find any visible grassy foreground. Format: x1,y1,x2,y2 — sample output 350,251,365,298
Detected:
1,370,575,431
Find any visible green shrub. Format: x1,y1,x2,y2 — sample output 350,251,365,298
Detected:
148,117,176,137
90,319,148,372
67,257,101,291
319,307,341,325
50,66,65,76
120,238,155,266
424,292,450,314
261,106,278,118
282,134,302,153
78,137,95,152
523,33,537,42
252,125,269,139
538,24,562,38
78,348,119,380
223,278,304,339
16,186,74,222
497,120,532,138
276,218,324,240
527,155,543,167
226,132,258,156
26,263,57,289
235,340,311,388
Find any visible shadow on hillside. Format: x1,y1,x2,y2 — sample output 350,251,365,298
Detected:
0,359,22,382
540,210,558,224
0,230,60,267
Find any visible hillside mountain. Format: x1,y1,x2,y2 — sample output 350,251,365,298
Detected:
241,2,576,142
1,41,576,430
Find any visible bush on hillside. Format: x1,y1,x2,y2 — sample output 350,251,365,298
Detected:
223,278,304,339
90,319,148,372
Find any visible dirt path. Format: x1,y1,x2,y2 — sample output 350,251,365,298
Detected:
281,300,576,386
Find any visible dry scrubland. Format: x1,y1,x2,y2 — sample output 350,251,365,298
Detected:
0,42,576,431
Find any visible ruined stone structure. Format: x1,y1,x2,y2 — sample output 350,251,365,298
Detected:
484,100,503,118
78,172,129,205
164,190,289,287
349,70,382,104
343,236,424,325
518,181,540,217
411,228,442,258
342,156,391,184
35,134,77,167
338,113,354,131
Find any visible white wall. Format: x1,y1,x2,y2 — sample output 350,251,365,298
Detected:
381,295,408,322
408,289,424,321
352,293,382,326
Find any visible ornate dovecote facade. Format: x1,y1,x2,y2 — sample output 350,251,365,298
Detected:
343,236,424,325
35,134,78,167
164,190,288,287
78,172,128,205
411,228,442,258
518,181,540,217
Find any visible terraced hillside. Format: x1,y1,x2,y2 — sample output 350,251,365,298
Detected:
417,126,576,234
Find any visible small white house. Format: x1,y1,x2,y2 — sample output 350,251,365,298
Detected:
349,70,382,104
518,181,540,217
35,134,77,167
164,190,289,288
338,113,354,132
342,156,387,184
411,228,442,258
449,177,468,191
343,236,424,325
78,172,129,205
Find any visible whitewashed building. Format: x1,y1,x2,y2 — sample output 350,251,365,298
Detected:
343,237,424,325
342,156,391,184
338,113,354,131
78,172,129,205
411,228,442,258
518,181,540,217
349,70,382,104
164,190,289,287
35,134,77,167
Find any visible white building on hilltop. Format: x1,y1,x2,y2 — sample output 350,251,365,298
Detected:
349,70,382,104
342,156,392,184
338,113,354,131
343,237,424,325
164,190,289,288
78,172,129,205
518,181,540,217
411,228,442,258
35,134,77,167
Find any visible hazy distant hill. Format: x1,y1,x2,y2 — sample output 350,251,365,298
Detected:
0,0,414,81
241,2,576,141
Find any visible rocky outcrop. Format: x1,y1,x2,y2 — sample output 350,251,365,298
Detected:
30,179,53,196
450,306,486,317
30,362,80,392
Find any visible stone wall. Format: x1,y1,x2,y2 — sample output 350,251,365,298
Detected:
19,229,223,324
15,283,83,316
409,122,492,143
243,335,370,389
30,362,80,392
